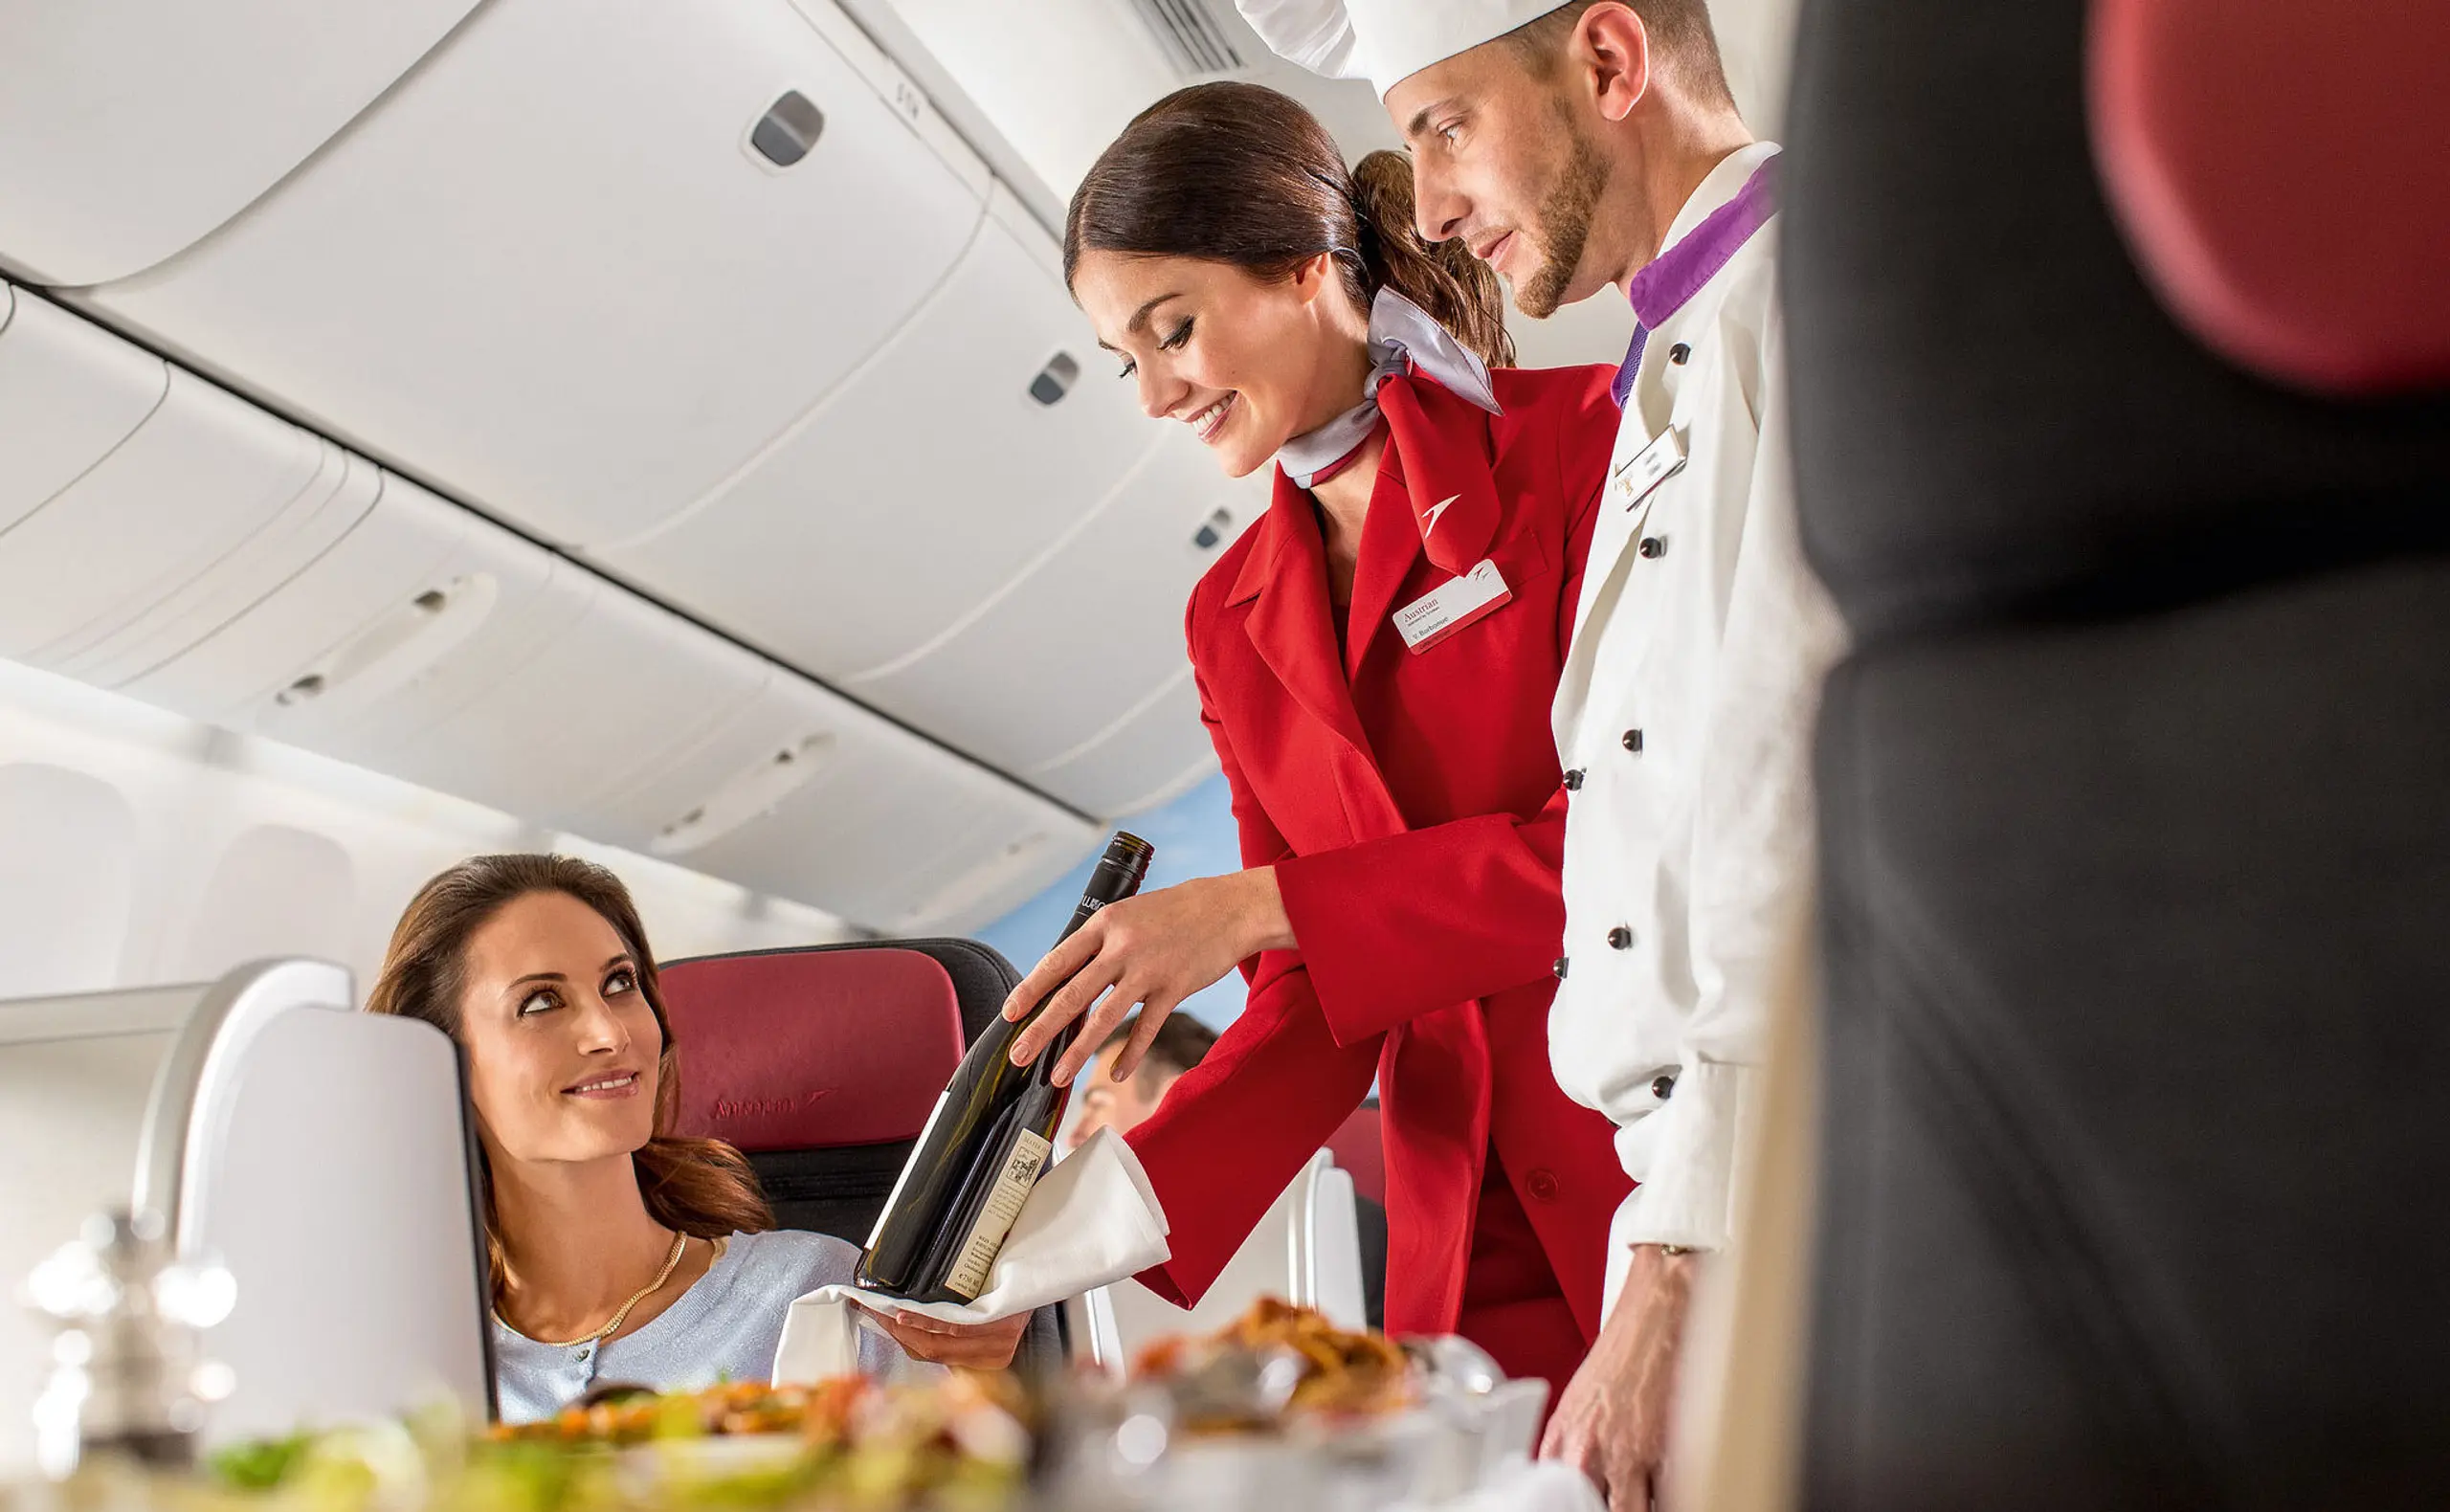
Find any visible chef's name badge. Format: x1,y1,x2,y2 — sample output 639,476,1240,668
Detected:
1393,560,1511,655
1612,426,1687,509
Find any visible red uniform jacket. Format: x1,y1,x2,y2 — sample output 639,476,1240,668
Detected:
1125,363,1634,1345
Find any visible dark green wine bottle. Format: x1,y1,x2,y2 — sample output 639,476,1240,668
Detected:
857,832,1154,1302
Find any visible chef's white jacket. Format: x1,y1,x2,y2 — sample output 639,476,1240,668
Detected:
1548,142,1849,1302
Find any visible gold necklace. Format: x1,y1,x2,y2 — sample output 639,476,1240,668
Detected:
500,1229,688,1349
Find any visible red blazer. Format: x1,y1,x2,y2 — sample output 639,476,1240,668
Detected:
1125,363,1633,1341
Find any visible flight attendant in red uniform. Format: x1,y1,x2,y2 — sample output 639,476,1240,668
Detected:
1008,80,1630,1399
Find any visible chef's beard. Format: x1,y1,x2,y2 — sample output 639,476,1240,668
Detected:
1515,114,1611,320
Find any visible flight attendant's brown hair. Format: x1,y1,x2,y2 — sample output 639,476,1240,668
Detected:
367,853,770,1295
1065,81,1517,368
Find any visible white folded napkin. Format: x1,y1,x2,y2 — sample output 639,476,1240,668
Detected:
771,1126,1170,1384
1404,1460,1605,1512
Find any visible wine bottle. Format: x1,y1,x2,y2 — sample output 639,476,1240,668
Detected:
858,831,1155,1302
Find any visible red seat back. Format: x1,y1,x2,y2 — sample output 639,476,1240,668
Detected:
1325,1101,1384,1206
661,945,964,1150
657,938,1071,1373
2091,0,2450,393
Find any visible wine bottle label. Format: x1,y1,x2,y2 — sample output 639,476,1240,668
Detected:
942,1128,1054,1301
867,1089,951,1254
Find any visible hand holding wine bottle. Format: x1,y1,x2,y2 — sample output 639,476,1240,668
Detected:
998,864,1295,1086
858,834,1156,1304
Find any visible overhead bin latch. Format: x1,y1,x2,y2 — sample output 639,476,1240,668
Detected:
750,91,827,168
1192,506,1236,551
1029,352,1080,407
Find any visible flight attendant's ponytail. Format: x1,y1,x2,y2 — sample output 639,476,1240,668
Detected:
1065,82,1517,369
1346,148,1515,369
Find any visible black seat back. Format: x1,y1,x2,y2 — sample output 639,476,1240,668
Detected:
1782,1,2450,1505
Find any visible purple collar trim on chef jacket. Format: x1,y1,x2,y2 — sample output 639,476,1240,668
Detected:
1611,153,1781,408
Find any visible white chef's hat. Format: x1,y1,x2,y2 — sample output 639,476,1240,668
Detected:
1236,0,1566,99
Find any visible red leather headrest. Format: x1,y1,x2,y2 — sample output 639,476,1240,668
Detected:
660,947,964,1151
2090,0,2450,393
1326,1103,1385,1207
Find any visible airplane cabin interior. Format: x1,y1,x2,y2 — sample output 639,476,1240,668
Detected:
0,0,2443,1508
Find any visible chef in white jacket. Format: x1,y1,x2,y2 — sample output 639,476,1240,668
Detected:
1236,3,1847,1507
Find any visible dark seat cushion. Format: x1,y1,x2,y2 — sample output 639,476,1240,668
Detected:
743,1143,910,1247
1786,0,2450,1503
1805,559,2450,1510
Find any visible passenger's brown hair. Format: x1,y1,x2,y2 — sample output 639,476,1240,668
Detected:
366,853,771,1295
1097,1011,1221,1084
1065,81,1516,369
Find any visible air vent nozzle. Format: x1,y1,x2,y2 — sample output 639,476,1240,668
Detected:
1127,0,1248,76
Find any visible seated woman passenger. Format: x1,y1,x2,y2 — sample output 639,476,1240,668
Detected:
367,853,1025,1423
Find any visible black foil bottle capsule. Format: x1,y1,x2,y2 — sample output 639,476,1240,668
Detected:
857,832,1154,1302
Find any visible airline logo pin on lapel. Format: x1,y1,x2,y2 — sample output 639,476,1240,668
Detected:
1393,560,1511,655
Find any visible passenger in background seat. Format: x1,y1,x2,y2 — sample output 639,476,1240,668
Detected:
367,854,1025,1423
1064,1011,1219,1153
1068,1012,1390,1330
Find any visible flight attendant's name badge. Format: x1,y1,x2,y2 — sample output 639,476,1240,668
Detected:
1394,560,1511,655
1614,426,1687,509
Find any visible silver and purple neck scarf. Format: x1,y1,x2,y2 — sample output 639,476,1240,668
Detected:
1277,287,1503,488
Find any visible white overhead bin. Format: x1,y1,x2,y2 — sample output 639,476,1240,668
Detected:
115,469,1087,929
634,669,1101,933
847,433,1258,813
122,473,589,802
0,289,381,689
56,451,380,693
360,575,784,833
120,470,562,739
1032,673,1221,818
78,0,990,551
0,0,481,285
0,352,372,682
0,288,168,535
783,0,995,206
595,185,1147,678
902,818,1103,937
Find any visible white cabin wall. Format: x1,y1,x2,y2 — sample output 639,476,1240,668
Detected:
0,764,140,998
1719,0,1804,140
0,659,855,1003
